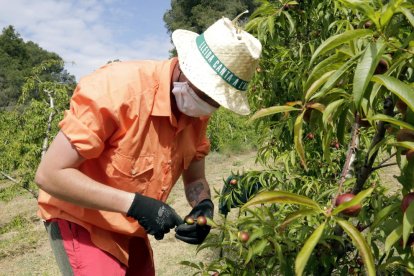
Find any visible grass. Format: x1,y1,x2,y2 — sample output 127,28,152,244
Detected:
0,214,42,258
0,182,24,202
0,214,30,234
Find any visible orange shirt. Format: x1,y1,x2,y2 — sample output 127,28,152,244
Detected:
37,58,211,266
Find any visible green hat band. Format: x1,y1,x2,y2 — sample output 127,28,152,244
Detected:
196,34,248,91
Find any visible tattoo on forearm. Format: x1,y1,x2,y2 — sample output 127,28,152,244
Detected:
185,181,211,206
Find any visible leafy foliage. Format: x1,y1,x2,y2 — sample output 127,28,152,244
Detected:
0,59,72,196
164,0,258,34
183,0,414,274
207,108,259,153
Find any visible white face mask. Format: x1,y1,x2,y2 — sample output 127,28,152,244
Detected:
172,82,218,117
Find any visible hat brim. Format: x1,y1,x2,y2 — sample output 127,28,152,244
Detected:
172,29,251,115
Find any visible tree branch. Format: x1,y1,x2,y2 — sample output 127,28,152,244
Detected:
352,96,394,194
0,171,18,183
0,171,38,198
371,162,397,171
41,89,55,158
377,152,397,167
331,112,360,208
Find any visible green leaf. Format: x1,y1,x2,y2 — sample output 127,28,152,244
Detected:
397,158,414,191
332,187,374,216
336,218,376,276
305,52,348,91
380,1,401,27
368,114,414,131
337,0,377,23
266,15,275,38
322,127,333,162
311,54,361,101
403,201,414,248
367,136,389,161
279,209,318,231
179,261,201,270
274,242,287,272
322,99,346,127
385,225,403,252
304,71,336,101
295,221,326,276
372,75,414,112
249,106,301,122
294,111,307,170
282,11,295,34
353,40,386,109
371,202,400,230
310,29,373,66
242,190,322,211
252,239,269,255
369,52,413,106
307,102,325,113
247,228,264,244
245,246,254,264
400,7,414,28
390,141,414,151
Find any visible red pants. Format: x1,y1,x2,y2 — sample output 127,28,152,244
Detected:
45,218,155,276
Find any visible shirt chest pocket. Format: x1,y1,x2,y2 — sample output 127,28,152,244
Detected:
112,153,154,182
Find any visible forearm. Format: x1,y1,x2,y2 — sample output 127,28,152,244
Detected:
35,167,134,214
183,178,211,207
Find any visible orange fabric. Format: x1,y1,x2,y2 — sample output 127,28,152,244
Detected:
37,58,211,266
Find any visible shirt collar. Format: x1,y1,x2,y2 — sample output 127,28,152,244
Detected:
151,58,178,117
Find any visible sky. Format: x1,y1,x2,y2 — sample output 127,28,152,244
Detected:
0,0,173,80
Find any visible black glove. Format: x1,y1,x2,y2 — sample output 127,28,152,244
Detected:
175,199,214,244
127,193,183,240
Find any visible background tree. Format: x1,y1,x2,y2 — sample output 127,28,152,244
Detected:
163,0,258,54
0,26,75,108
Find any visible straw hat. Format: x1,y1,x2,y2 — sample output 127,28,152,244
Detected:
172,14,262,115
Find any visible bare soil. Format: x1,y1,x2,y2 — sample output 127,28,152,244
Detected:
0,151,261,275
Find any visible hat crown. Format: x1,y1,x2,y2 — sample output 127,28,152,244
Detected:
202,18,262,83
171,16,262,115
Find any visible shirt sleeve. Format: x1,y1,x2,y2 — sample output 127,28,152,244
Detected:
194,117,211,160
59,80,117,159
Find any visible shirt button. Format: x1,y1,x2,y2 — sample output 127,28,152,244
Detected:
131,169,137,175
167,160,172,165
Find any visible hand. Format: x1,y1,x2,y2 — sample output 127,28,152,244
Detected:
175,199,214,244
127,193,183,240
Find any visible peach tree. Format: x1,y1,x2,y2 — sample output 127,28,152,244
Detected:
0,59,72,198
181,0,414,275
